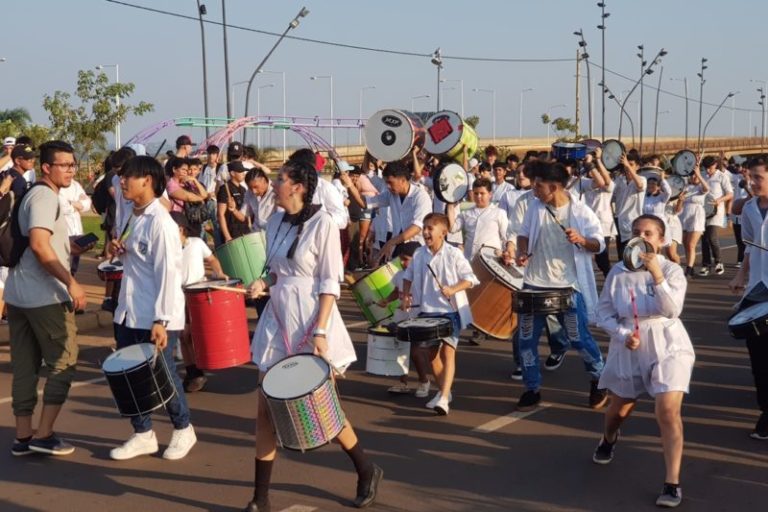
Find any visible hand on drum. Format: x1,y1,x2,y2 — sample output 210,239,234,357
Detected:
151,323,168,350
515,253,529,267
246,279,267,299
625,332,640,351
400,293,413,311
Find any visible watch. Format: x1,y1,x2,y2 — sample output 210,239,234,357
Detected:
153,319,169,328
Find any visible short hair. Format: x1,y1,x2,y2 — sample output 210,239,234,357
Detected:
478,162,492,173
484,145,498,157
506,153,519,164
39,140,74,166
493,161,506,170
122,155,167,198
537,162,570,186
748,157,766,169
187,157,202,167
206,144,220,155
525,159,549,181
472,177,493,192
382,160,411,180
423,212,449,230
244,145,257,159
393,241,420,259
245,168,269,183
626,151,642,165
701,156,717,169
632,214,666,236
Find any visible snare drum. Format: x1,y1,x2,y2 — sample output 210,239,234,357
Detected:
366,326,410,376
365,109,426,162
261,354,346,452
396,317,453,346
214,232,267,287
638,166,664,182
467,246,523,339
552,142,587,162
729,302,768,339
672,150,697,177
424,110,479,161
514,289,574,315
601,139,626,171
580,139,602,153
433,162,469,204
102,343,177,417
351,259,403,325
97,260,124,281
623,237,654,271
667,175,687,200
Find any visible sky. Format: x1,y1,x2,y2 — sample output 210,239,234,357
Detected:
1,0,766,150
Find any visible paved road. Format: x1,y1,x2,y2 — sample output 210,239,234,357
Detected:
1,242,766,512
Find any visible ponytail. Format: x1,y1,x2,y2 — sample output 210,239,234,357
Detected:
283,157,320,259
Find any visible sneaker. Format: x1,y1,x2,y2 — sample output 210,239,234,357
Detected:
544,352,566,371
414,380,431,398
101,298,115,313
510,367,523,381
353,464,383,508
714,263,725,275
110,430,159,460
516,390,541,411
592,434,617,465
434,397,450,416
734,262,743,269
425,391,452,409
162,425,197,460
11,437,34,456
655,483,683,508
750,412,768,440
184,375,208,393
386,384,412,394
698,266,710,276
28,434,75,456
589,380,609,409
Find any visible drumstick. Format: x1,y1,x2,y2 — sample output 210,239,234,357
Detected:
208,284,269,297
544,206,581,248
743,239,768,252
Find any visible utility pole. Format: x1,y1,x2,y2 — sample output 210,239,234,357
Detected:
222,0,232,120
652,66,663,154
575,50,581,138
637,45,645,154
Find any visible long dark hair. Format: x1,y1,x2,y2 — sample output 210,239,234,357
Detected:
282,157,319,258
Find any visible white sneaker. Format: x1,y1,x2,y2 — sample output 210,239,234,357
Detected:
425,391,452,409
110,431,159,460
414,380,431,398
714,263,725,275
434,397,450,416
162,425,197,460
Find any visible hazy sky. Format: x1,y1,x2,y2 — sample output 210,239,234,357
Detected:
1,0,765,150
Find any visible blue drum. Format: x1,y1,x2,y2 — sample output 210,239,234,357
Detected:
551,142,587,162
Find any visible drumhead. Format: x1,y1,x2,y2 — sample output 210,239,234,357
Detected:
704,195,717,218
667,175,687,200
424,111,463,155
262,354,330,400
184,278,243,291
364,109,421,162
672,150,697,177
479,246,523,289
729,302,768,326
580,139,602,152
97,260,123,272
103,343,155,373
434,163,469,204
601,139,625,171
397,318,451,329
623,237,652,271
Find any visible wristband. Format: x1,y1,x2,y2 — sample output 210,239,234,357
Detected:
313,328,327,337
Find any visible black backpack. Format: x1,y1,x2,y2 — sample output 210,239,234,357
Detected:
92,171,115,214
0,182,60,268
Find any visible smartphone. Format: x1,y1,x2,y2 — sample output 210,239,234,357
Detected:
74,232,99,248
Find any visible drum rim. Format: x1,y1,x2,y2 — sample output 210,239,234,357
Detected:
478,246,523,290
552,141,587,149
396,317,451,328
261,353,332,401
365,109,421,161
433,163,469,204
672,149,697,176
183,278,244,291
97,260,124,271
601,139,626,171
102,342,157,373
729,302,768,326
623,237,654,271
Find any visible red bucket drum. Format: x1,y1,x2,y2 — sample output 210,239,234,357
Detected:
184,279,251,370
364,109,425,162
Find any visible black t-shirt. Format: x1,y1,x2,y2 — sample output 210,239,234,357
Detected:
217,181,250,239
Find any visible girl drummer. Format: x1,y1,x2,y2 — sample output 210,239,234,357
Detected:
244,157,382,512
593,214,695,509
677,163,709,277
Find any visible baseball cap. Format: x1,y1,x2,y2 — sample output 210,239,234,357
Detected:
127,143,147,156
3,136,16,146
337,159,354,172
176,135,195,147
11,144,35,160
228,160,247,173
227,141,244,157
469,157,479,168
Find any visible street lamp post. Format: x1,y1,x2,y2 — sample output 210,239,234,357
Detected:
619,48,667,140
601,82,635,146
359,85,376,145
410,94,431,112
195,1,210,138
701,92,737,151
256,84,274,150
651,65,664,153
597,1,609,140
697,57,708,148
574,29,592,138
231,80,249,118
637,45,646,153
519,87,534,138
545,103,566,145
431,48,443,111
654,109,671,150
95,63,120,149
310,75,334,147
260,70,287,160
758,88,766,151
440,79,464,118
670,77,689,146
473,88,497,143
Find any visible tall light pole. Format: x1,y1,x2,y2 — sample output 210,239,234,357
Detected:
730,93,738,138
619,48,667,140
654,109,671,151
601,81,635,146
222,0,231,120
231,80,249,118
359,85,376,145
519,87,534,138
256,84,274,150
696,57,708,148
597,1,609,140
545,103,566,145
195,1,210,138
95,64,120,149
574,29,592,138
474,88,497,143
651,65,663,154
670,77,689,146
260,69,287,160
310,75,334,147
440,79,464,118
701,92,737,151
431,48,443,112
244,6,309,141
410,94,431,112
750,79,767,147
636,44,646,153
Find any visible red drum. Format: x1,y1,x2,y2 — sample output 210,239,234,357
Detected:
364,109,425,162
97,260,124,281
184,279,251,370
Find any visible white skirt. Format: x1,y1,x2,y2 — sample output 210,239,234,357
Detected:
666,214,683,245
679,204,705,233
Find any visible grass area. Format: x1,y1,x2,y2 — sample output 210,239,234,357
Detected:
81,215,106,252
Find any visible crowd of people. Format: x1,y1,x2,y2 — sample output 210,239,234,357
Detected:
1,131,766,511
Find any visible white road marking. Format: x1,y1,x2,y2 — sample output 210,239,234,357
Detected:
279,506,317,512
473,402,552,433
346,320,370,329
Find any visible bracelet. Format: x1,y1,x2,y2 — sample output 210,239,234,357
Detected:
313,333,327,338
313,327,327,337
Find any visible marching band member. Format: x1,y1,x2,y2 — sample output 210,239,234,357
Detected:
108,156,196,462
613,153,646,258
729,157,768,441
594,214,694,509
446,177,508,261
677,164,709,277
401,213,478,414
244,167,278,235
491,161,514,204
244,157,382,511
513,161,607,411
699,156,733,276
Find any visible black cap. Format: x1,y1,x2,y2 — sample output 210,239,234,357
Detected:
228,160,247,173
176,135,195,147
228,141,244,157
170,211,190,230
11,144,35,160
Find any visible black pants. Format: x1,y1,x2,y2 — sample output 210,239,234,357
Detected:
733,223,745,263
594,237,612,277
746,335,768,413
701,224,722,266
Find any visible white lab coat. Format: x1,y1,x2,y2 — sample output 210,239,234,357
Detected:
313,178,348,229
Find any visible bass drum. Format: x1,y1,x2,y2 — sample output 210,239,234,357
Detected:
424,110,479,161
433,162,469,204
551,142,587,162
466,246,523,339
672,150,697,177
365,109,425,162
601,139,626,171
667,175,687,200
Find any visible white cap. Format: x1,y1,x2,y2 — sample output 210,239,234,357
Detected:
3,136,16,146
469,157,479,168
337,160,354,172
127,143,147,156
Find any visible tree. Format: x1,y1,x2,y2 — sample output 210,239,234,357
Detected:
0,108,31,126
541,114,579,140
465,115,480,129
43,69,154,167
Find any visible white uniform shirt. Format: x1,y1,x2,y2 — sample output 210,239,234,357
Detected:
451,204,508,261
704,169,733,227
491,180,514,204
507,189,535,242
181,236,212,286
112,173,133,235
576,177,616,238
58,180,91,237
113,199,186,331
367,182,432,245
312,177,348,229
740,198,768,292
642,179,672,219
245,187,277,232
613,174,647,242
522,202,579,289
199,164,219,195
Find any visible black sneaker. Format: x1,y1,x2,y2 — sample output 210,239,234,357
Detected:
516,390,541,411
655,483,682,508
11,438,34,456
750,412,768,440
544,352,566,371
353,464,383,508
184,375,208,393
592,434,617,464
28,434,75,456
589,380,609,409
510,366,523,381
100,298,115,313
